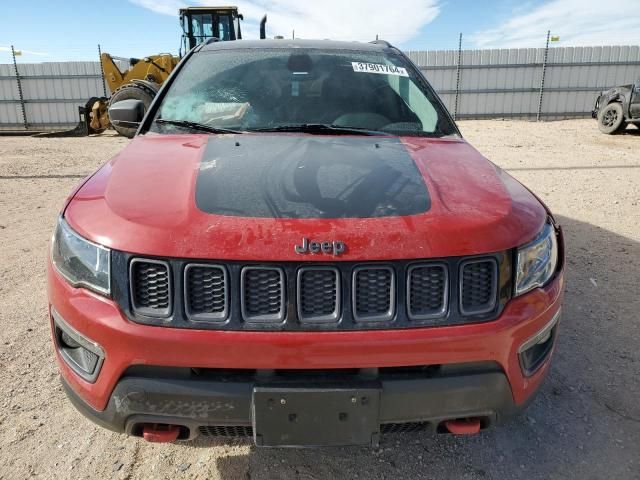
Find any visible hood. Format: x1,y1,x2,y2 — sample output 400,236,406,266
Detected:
65,133,546,261
600,84,633,97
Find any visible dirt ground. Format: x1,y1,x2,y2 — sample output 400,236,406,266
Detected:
0,119,638,480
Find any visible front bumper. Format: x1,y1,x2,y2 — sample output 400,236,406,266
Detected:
62,362,528,444
48,257,564,443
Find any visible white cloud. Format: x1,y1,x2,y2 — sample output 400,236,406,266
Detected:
471,0,640,48
129,0,441,45
129,0,187,16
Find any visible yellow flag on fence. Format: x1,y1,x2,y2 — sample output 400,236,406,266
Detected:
550,36,560,42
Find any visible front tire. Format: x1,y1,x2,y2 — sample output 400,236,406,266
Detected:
597,102,626,134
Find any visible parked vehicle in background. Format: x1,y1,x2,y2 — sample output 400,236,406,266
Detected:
593,80,640,134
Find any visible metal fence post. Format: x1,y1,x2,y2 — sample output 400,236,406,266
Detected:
11,45,28,130
98,44,107,97
453,33,462,120
454,33,462,120
537,30,550,121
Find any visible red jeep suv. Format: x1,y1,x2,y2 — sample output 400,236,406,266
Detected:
48,39,564,447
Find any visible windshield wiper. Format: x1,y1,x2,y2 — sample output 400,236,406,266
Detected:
155,118,243,134
247,124,386,136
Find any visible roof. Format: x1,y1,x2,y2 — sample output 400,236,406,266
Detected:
179,6,239,12
200,39,394,53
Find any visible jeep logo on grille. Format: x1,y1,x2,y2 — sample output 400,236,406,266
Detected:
295,238,346,256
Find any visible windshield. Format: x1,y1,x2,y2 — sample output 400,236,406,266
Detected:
149,48,457,137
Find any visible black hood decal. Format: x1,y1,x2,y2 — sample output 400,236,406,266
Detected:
195,135,430,218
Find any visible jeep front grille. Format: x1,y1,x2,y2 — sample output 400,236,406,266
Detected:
130,259,171,317
407,263,448,320
184,264,228,321
197,423,429,438
353,266,395,322
198,425,253,437
460,259,498,315
297,267,340,323
119,254,506,329
241,267,286,322
381,421,429,434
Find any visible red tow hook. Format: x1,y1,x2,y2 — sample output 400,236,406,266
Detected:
443,418,481,435
142,424,181,443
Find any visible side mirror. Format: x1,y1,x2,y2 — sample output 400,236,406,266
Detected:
108,99,145,128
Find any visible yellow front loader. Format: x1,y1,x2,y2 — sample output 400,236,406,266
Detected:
89,53,178,137
47,6,253,138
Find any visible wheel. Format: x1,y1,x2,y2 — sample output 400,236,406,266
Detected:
597,102,626,134
108,83,156,138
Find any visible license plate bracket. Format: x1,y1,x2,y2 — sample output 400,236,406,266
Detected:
252,386,381,447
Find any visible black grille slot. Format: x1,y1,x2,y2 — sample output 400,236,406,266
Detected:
352,266,395,322
130,259,171,317
297,267,340,323
407,264,448,320
460,259,497,315
198,425,253,437
184,265,228,321
241,267,285,322
381,422,429,434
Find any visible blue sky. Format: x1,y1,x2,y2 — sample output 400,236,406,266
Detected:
1,0,639,62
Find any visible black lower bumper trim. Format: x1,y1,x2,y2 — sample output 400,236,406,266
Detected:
62,362,532,444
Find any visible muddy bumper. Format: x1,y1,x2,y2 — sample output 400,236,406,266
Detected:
62,362,532,446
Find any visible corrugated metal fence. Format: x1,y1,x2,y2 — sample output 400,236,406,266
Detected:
406,45,640,120
1,45,640,131
0,61,105,130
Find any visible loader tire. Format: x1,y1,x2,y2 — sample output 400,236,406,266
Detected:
108,83,156,138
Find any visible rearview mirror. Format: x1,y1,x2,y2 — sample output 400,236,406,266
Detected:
108,99,145,128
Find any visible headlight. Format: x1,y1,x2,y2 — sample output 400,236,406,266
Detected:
515,220,558,296
51,217,111,295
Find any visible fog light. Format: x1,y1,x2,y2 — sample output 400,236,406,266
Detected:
51,307,104,383
518,309,560,377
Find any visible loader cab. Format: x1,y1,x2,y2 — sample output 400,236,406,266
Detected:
180,7,243,54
